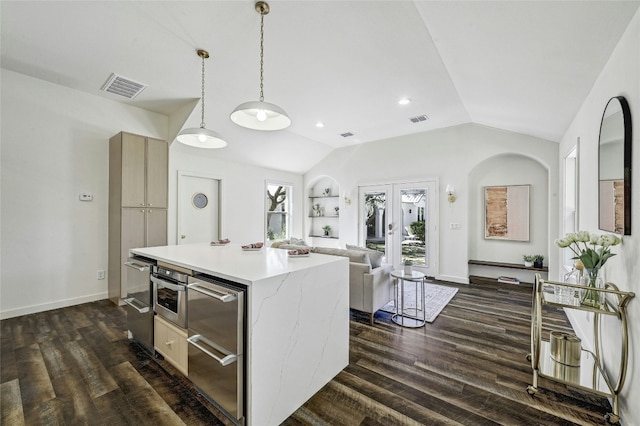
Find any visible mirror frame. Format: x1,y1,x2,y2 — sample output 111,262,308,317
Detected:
598,96,632,235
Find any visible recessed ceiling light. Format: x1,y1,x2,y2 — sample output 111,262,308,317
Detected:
398,98,411,105
316,121,325,128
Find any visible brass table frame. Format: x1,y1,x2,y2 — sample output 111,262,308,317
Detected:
527,274,635,424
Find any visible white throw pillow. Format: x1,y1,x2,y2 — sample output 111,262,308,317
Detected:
346,244,383,268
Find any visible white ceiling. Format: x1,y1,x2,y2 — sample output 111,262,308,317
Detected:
2,1,639,173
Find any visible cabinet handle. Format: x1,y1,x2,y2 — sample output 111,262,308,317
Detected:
140,203,145,206
165,340,174,346
140,209,145,213
148,203,153,206
148,210,152,213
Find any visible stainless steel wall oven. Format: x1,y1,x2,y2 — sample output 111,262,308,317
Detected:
151,263,190,328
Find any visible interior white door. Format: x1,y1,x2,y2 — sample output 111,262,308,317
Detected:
177,172,220,244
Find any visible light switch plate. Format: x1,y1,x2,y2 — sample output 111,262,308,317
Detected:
79,193,93,201
450,223,461,230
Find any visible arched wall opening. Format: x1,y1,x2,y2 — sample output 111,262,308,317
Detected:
468,153,550,265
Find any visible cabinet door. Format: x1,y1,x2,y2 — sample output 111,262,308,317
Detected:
120,208,146,298
154,316,188,375
146,208,167,248
121,133,146,208
146,138,168,208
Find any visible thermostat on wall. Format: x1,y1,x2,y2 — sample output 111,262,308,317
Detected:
79,193,93,201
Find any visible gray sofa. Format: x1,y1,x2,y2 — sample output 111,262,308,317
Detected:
311,247,393,325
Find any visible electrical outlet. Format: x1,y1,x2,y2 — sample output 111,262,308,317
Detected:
450,223,461,230
97,270,105,280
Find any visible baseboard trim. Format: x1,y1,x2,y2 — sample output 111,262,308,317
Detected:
0,291,109,320
436,275,469,284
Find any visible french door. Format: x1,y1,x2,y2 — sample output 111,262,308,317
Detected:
359,180,438,277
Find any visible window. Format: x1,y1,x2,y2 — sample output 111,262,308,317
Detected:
266,182,292,242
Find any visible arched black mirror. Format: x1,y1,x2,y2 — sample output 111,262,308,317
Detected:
598,96,632,235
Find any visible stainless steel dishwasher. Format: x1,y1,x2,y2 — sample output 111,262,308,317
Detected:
187,275,246,425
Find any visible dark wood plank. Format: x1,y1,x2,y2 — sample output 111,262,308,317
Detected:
0,281,615,425
0,379,25,425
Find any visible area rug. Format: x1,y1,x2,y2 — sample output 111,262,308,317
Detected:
380,283,458,323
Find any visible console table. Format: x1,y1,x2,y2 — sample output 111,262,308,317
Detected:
527,274,634,424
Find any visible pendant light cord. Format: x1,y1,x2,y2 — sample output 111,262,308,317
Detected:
200,52,206,128
259,11,265,102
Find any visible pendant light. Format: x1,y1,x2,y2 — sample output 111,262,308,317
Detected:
230,1,291,131
177,49,227,149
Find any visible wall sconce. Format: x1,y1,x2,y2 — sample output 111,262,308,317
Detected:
445,185,456,203
343,192,352,206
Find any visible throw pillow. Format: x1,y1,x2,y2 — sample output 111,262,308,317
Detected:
270,240,289,248
290,237,308,246
346,244,384,268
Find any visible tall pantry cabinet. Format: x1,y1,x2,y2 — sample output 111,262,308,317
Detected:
108,131,168,304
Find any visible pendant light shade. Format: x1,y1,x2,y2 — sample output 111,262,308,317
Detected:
230,100,291,131
230,1,290,131
177,49,227,149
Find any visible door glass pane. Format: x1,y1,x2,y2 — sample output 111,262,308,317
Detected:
364,191,387,256
400,188,426,266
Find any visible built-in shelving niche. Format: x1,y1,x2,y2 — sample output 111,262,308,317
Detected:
307,177,340,246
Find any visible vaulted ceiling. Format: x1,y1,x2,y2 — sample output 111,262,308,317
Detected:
2,1,638,173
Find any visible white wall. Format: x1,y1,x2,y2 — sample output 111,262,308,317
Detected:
167,142,303,245
468,153,549,263
0,70,303,319
558,8,640,423
304,123,559,283
0,70,168,318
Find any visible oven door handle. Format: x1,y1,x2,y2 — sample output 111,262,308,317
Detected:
123,297,150,314
151,275,185,292
187,334,238,366
187,283,237,302
124,261,151,272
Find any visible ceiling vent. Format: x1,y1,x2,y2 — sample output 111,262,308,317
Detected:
409,114,429,123
340,132,354,138
101,73,147,99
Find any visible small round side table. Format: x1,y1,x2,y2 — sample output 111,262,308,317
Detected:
390,270,426,328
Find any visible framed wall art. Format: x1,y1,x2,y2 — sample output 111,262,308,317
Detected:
484,185,530,241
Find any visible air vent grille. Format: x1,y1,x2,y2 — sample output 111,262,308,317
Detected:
409,114,429,123
340,132,354,138
101,73,147,99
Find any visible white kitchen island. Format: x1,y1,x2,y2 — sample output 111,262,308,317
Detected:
130,243,349,426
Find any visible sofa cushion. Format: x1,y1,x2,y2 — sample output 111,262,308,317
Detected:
346,244,384,268
311,247,371,265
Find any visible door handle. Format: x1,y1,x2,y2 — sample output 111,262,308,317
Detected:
188,283,237,302
187,334,238,366
124,261,150,272
151,276,185,291
123,297,150,314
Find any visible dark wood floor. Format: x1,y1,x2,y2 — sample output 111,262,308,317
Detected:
1,282,613,425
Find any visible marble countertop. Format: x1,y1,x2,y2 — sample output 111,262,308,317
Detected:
130,243,344,285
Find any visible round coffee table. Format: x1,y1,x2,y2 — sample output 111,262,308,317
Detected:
390,270,426,328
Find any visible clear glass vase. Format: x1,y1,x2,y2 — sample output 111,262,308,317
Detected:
579,268,603,308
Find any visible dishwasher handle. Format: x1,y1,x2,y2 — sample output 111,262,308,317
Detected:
187,283,237,302
187,334,238,366
124,261,151,272
124,297,150,314
151,275,186,292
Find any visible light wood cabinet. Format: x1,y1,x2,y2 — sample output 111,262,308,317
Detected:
154,315,188,375
109,132,168,304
